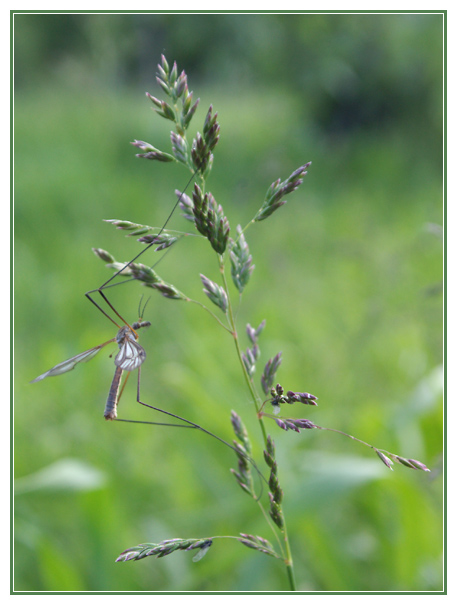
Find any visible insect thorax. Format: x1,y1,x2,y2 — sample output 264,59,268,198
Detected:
116,326,137,346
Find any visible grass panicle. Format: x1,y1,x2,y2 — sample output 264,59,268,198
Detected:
103,219,180,251
261,356,283,396
246,320,266,345
285,390,318,405
191,105,220,177
238,534,279,559
130,139,175,162
200,274,228,314
92,247,115,264
259,410,430,473
240,321,267,380
230,411,256,497
274,417,318,432
254,162,312,222
116,538,213,563
242,343,260,379
176,188,195,223
263,436,285,530
190,184,230,254
89,54,431,591
137,233,179,250
93,248,186,301
230,225,255,293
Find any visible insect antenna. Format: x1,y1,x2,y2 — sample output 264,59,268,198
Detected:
137,294,151,321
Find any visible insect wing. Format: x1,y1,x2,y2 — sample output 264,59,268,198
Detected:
114,338,146,372
31,340,114,383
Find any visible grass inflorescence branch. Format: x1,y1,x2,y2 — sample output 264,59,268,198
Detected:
116,538,213,563
261,356,283,397
190,184,230,254
238,534,280,559
230,225,255,293
254,162,312,222
259,410,430,472
92,248,186,300
230,411,255,497
263,436,286,531
200,274,228,314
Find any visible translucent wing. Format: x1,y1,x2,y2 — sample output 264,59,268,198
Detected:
114,338,146,372
30,339,115,383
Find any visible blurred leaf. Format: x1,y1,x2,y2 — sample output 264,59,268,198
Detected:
38,538,86,591
289,451,389,510
406,364,443,414
15,458,107,495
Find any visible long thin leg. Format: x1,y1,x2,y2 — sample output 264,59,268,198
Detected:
114,367,196,429
97,170,198,292
85,291,122,329
107,365,193,429
85,289,130,330
115,418,196,429
132,368,266,493
85,171,199,328
134,367,195,429
117,369,131,402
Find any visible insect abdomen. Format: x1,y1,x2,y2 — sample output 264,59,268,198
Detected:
104,366,123,420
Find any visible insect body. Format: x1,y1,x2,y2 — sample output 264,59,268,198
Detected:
103,322,149,420
31,320,150,420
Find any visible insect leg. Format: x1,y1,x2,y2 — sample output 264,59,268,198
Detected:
88,170,199,325
132,369,266,495
85,290,123,330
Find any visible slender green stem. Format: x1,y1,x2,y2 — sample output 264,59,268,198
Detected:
316,425,396,457
185,297,232,332
280,517,296,591
219,256,268,444
316,425,382,451
175,142,296,586
285,557,296,591
208,535,284,561
218,254,296,591
238,218,256,240
148,228,203,237
256,500,286,559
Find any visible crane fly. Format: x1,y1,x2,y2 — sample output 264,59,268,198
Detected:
30,171,266,488
31,311,267,491
102,321,149,420
31,320,150,420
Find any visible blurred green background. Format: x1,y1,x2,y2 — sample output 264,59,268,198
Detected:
14,12,443,592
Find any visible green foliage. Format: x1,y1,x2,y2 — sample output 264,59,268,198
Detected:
14,13,443,593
